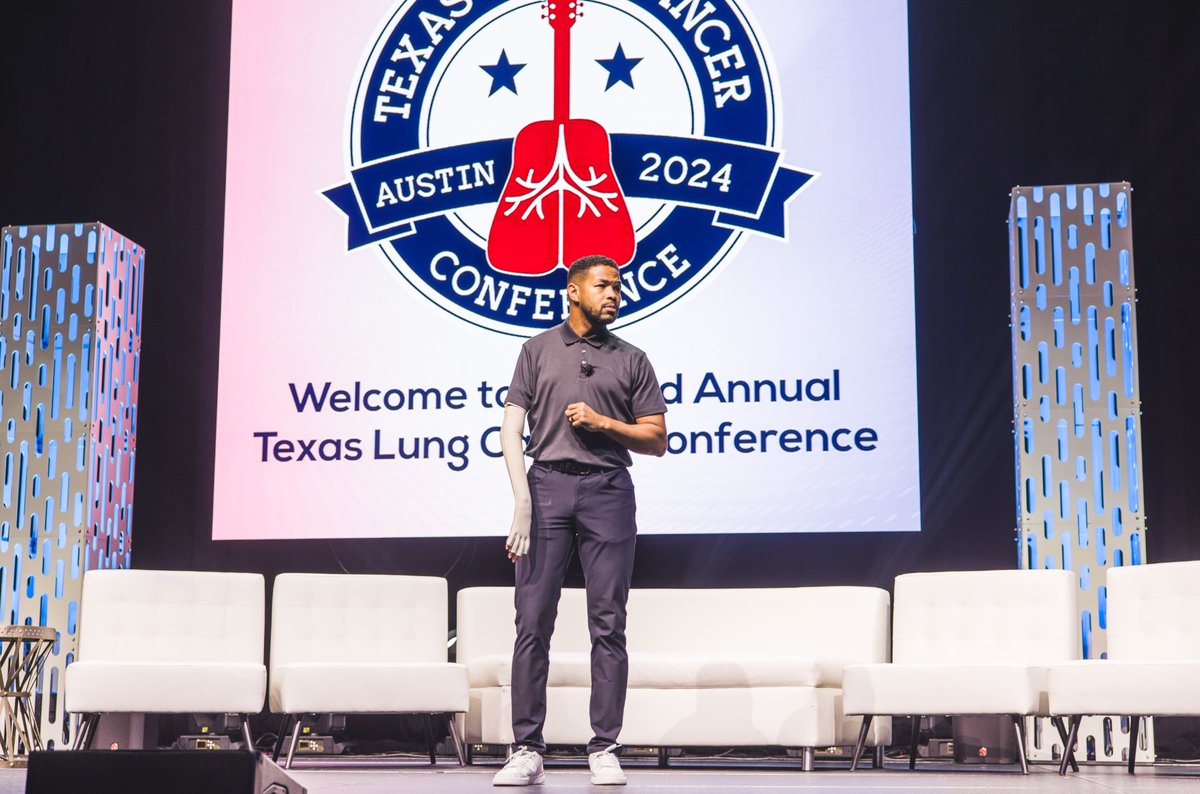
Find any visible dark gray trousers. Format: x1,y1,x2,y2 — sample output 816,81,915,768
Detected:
510,464,638,755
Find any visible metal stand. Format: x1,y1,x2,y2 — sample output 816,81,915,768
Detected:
0,626,57,766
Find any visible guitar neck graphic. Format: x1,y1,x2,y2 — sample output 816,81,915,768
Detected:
486,0,635,275
552,3,573,121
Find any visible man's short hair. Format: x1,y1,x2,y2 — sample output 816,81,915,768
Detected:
567,254,619,283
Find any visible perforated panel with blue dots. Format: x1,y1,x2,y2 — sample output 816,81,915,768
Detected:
0,223,142,748
1009,185,1151,763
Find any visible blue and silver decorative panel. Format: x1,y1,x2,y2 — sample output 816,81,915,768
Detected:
0,223,142,748
1009,184,1150,763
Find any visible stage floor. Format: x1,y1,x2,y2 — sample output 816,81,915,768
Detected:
10,758,1200,792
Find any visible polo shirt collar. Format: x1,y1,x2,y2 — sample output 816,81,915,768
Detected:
559,320,608,349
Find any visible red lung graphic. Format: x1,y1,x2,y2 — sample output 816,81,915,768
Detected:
487,0,635,276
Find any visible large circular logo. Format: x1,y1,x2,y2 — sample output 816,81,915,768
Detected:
325,0,810,336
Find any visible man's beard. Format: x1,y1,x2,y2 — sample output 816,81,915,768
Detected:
581,302,616,327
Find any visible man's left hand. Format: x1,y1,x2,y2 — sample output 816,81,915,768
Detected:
565,402,608,432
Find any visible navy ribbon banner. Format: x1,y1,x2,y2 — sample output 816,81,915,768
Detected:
324,134,815,249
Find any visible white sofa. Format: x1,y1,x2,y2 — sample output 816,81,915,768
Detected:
1050,560,1200,775
457,586,892,769
65,569,267,749
843,569,1079,774
269,573,470,767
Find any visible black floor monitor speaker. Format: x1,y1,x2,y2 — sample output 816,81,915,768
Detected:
26,750,307,794
953,715,1017,764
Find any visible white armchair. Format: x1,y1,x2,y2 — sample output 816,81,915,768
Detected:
1050,560,1200,774
268,573,469,768
64,569,267,750
843,569,1079,773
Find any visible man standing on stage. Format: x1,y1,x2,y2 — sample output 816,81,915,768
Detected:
492,254,668,787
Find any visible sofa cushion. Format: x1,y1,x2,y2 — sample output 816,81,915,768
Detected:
66,661,265,714
891,570,1077,666
457,586,892,670
843,663,1046,716
271,662,468,714
467,654,509,688
478,653,835,688
1107,562,1200,661
1050,660,1200,716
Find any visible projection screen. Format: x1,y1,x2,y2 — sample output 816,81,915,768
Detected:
212,0,918,539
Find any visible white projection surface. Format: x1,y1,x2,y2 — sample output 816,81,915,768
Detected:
213,0,918,539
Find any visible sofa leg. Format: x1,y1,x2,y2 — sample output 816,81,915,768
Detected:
1058,715,1081,776
1051,716,1079,773
284,717,303,769
240,715,254,753
801,746,815,771
873,744,885,768
1010,715,1029,775
447,714,466,766
83,713,100,751
69,714,85,751
71,713,99,751
89,713,101,750
908,715,920,770
422,714,438,765
1127,716,1140,774
272,715,294,763
849,715,873,772
657,747,669,768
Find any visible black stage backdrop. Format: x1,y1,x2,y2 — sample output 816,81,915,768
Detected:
1,1,1198,602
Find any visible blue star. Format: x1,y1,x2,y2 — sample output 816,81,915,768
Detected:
596,44,643,91
480,50,526,96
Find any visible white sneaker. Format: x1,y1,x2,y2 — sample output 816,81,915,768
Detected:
588,744,627,786
493,747,545,786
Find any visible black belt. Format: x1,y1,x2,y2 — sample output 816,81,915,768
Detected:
537,460,616,476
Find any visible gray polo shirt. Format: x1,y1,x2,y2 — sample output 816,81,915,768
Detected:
506,321,667,469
